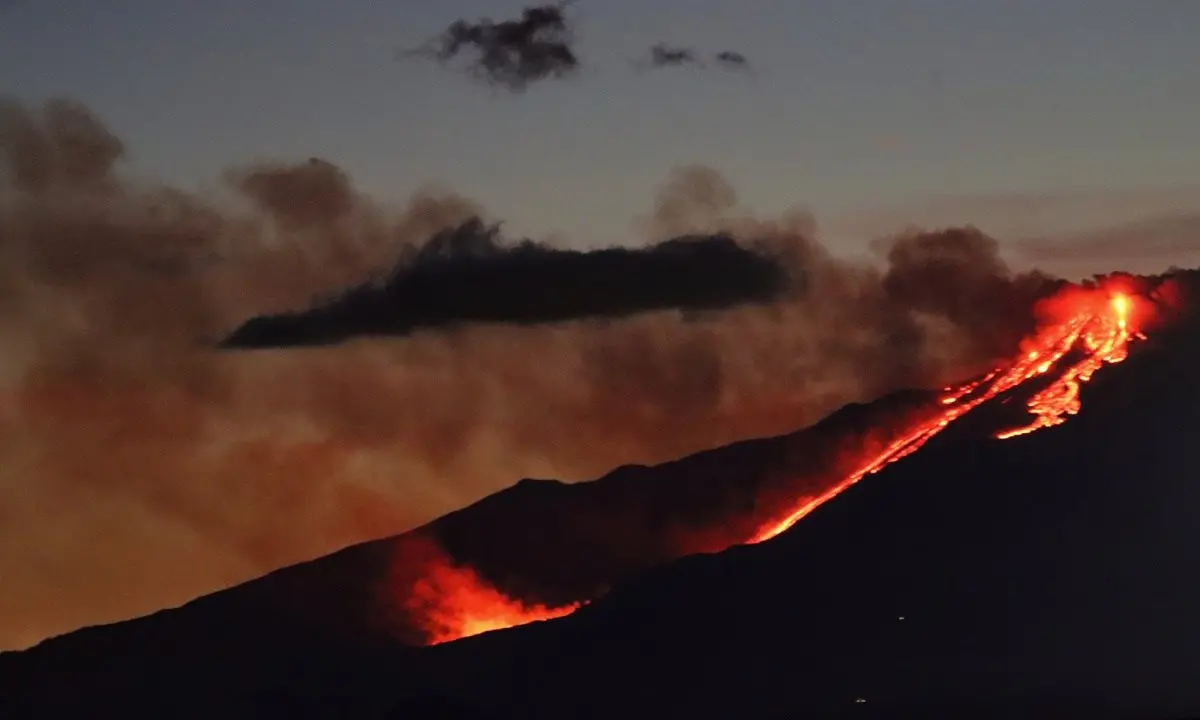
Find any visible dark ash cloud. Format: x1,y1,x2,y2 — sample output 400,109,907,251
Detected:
714,51,749,69
637,44,753,72
219,221,794,348
401,4,580,92
647,44,699,68
398,7,753,91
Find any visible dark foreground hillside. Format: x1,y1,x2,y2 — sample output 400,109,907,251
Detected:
0,380,938,718
3,271,1199,719
392,273,1200,718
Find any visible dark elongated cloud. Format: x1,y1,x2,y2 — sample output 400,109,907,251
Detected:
714,51,749,69
219,221,793,348
402,4,580,92
647,44,698,68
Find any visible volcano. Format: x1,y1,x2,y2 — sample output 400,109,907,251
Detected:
2,270,1198,719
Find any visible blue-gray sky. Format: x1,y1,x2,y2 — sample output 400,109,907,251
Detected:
3,0,1199,252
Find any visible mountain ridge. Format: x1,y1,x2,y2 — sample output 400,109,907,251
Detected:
3,269,1195,718
390,279,1200,716
3,383,939,656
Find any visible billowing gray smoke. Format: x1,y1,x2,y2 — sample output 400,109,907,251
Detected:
1,97,1060,651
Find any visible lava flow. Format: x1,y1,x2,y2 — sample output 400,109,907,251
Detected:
402,542,583,645
750,286,1141,543
416,284,1145,644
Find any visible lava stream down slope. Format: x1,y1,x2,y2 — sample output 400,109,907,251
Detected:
427,281,1152,644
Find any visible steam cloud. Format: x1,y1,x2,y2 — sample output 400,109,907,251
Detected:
220,221,791,348
402,3,580,92
1,96,1066,651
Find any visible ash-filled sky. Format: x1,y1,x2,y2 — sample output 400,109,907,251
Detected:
2,0,1200,652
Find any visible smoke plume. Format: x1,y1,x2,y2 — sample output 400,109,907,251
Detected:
646,44,698,68
714,51,750,69
220,221,792,348
1,99,1059,650
402,4,580,92
637,44,753,73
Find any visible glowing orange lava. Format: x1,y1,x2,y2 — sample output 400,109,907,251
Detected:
408,553,582,645
422,285,1145,643
425,590,580,646
750,287,1141,543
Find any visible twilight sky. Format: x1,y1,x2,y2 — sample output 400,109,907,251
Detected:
3,0,1199,255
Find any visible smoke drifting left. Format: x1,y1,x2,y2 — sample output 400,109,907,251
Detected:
220,222,791,348
638,44,752,73
402,4,753,90
0,95,1072,651
401,4,580,92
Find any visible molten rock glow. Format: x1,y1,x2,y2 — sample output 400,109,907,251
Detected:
403,549,581,645
419,284,1145,643
751,286,1141,543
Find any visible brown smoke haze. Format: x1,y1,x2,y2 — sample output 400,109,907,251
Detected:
0,96,1146,651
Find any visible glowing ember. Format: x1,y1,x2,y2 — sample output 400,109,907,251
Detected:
750,287,1142,543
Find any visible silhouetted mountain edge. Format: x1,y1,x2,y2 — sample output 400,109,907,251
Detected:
3,269,1198,719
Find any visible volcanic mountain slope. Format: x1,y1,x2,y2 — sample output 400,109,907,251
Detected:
0,370,941,717
389,272,1200,718
3,270,1196,718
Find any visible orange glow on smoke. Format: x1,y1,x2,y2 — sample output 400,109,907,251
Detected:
405,550,581,645
749,287,1142,543
419,284,1147,643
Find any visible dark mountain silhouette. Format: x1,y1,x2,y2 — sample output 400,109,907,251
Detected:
220,220,792,348
393,270,1200,719
0,383,941,717
3,270,1199,718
